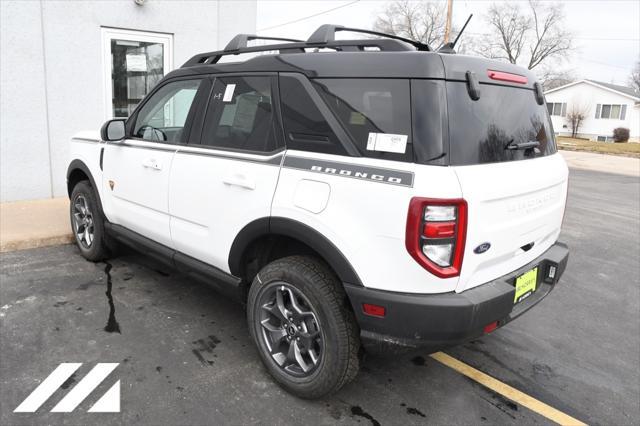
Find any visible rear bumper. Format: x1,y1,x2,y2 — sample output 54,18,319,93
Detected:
345,242,569,354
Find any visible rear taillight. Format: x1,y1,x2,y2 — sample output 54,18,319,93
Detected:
405,198,467,278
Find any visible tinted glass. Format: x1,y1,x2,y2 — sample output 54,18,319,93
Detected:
133,79,201,143
201,76,279,153
279,76,347,156
315,78,413,162
411,79,447,164
447,82,556,165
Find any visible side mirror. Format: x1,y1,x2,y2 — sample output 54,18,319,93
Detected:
100,119,126,141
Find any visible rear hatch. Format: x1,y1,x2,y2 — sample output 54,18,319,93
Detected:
441,60,568,292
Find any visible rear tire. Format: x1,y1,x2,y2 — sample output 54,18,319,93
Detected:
247,255,360,399
70,181,109,261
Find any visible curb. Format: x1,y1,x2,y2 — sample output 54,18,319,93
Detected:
0,235,75,254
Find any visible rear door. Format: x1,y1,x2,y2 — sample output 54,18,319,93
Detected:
446,81,568,292
168,75,283,270
102,78,205,247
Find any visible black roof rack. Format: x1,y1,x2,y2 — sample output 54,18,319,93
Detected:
182,24,430,68
307,24,430,51
223,35,303,52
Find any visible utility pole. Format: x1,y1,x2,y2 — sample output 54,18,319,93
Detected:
444,0,453,43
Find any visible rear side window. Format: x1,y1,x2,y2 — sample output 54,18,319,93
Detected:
447,82,556,165
201,76,280,153
279,76,347,156
314,79,413,162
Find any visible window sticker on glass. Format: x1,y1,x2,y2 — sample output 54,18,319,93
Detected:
232,95,260,132
366,132,408,154
223,84,236,102
126,54,147,72
349,112,367,125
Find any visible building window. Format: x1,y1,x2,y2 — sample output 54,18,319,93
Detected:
597,136,614,142
101,28,173,119
547,102,567,117
595,104,627,120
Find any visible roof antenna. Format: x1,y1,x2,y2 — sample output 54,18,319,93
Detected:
438,14,472,54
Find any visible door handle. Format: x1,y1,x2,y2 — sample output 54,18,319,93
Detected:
222,175,255,190
142,158,162,171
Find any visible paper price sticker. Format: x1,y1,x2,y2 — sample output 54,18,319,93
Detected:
366,133,408,154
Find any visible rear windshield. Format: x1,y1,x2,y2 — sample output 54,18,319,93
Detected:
447,82,556,165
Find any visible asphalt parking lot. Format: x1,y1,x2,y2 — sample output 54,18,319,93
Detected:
1,167,639,426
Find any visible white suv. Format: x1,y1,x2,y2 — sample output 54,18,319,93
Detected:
67,25,569,398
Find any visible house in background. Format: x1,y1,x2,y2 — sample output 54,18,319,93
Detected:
544,80,640,142
1,0,257,202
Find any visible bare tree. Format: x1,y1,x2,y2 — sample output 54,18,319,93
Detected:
373,1,449,48
630,61,640,93
539,68,576,90
566,104,588,138
475,3,530,64
477,1,572,70
527,1,572,69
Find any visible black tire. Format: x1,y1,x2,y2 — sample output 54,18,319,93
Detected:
247,255,360,399
70,181,109,261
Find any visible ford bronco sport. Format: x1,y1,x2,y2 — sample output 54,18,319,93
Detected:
67,25,569,398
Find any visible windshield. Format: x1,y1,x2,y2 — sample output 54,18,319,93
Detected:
446,82,556,165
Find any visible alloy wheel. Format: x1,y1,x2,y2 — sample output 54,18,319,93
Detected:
257,283,323,377
72,194,94,249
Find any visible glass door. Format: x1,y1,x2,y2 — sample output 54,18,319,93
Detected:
101,28,173,119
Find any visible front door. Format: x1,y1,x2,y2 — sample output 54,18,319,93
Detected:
169,75,284,271
102,78,205,247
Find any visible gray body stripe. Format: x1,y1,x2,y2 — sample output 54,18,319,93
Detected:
107,141,284,164
72,138,102,144
177,149,283,166
283,156,414,187
90,141,412,186
116,142,177,153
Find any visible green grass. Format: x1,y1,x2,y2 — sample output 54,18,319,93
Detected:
556,136,640,158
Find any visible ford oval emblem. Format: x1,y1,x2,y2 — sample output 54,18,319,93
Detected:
474,242,491,254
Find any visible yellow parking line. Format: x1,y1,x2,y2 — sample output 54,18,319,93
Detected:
430,352,587,426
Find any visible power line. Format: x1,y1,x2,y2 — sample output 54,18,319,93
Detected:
465,31,639,41
577,57,633,70
573,37,640,41
257,0,360,32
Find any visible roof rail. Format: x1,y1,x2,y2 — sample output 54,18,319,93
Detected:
307,24,430,51
224,34,303,52
181,24,429,68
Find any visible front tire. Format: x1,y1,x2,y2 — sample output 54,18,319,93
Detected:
70,181,109,261
247,256,360,399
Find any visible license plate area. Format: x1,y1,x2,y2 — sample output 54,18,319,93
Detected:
514,267,538,304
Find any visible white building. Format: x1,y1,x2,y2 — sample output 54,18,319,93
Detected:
544,79,640,142
0,0,257,202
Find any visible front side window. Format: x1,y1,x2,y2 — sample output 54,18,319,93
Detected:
133,79,202,143
314,78,413,162
200,76,280,153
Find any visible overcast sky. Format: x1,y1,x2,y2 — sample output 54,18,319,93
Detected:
255,0,640,85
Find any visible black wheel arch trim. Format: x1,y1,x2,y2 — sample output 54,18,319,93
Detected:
228,217,363,287
67,159,105,216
